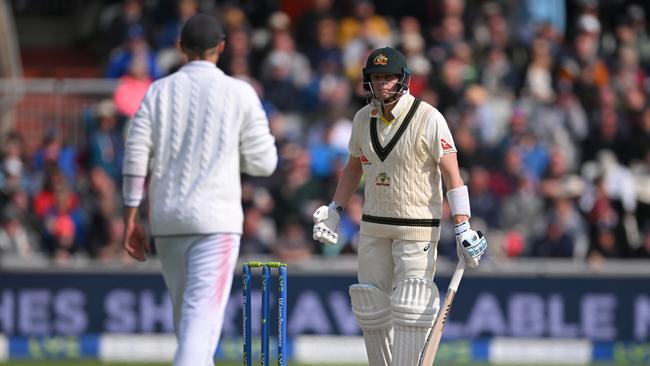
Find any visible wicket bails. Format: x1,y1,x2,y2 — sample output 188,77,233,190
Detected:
243,261,288,366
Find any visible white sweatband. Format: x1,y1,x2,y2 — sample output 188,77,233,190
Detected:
123,175,146,207
446,185,471,218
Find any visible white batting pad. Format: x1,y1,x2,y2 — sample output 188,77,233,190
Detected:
391,278,440,366
349,284,392,366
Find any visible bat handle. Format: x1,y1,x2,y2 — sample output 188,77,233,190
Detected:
448,260,465,292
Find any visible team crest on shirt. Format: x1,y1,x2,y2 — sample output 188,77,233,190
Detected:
440,138,454,152
359,148,371,165
375,172,390,186
373,54,388,66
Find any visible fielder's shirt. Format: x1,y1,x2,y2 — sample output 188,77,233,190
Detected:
123,61,277,236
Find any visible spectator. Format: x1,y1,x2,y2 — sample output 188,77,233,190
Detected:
623,4,650,69
10,1,650,263
428,15,465,68
156,0,198,49
219,28,253,76
558,15,609,111
0,206,37,259
522,38,555,103
271,216,314,263
632,225,650,258
533,198,587,257
31,132,78,188
0,133,31,204
528,83,588,170
500,174,545,254
81,168,123,260
399,30,432,97
113,56,153,118
338,0,391,49
588,225,623,265
295,0,336,50
462,85,511,150
340,0,392,82
533,217,573,257
480,46,516,97
308,124,348,179
305,49,350,111
106,24,161,80
97,0,153,54
241,205,276,255
435,57,467,116
468,166,501,229
259,31,312,111
41,182,84,264
517,0,566,44
156,0,199,75
539,147,585,202
304,16,342,72
271,148,327,233
630,106,650,163
87,100,124,184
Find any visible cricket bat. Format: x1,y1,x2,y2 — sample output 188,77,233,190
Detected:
417,260,466,366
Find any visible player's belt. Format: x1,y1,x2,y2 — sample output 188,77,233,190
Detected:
362,214,440,227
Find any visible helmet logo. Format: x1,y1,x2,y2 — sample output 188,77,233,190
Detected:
373,54,388,66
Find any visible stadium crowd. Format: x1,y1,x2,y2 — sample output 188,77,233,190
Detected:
1,0,650,266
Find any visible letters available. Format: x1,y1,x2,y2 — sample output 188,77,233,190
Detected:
0,281,647,342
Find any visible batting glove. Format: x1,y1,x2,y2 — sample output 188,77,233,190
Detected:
312,203,341,245
454,221,487,268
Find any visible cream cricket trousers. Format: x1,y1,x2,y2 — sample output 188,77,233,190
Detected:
357,234,437,294
156,233,241,366
355,234,440,366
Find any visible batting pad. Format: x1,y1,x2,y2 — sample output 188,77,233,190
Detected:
349,284,392,366
391,278,440,366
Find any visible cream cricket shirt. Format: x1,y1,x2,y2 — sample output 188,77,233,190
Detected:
123,61,277,236
349,93,457,241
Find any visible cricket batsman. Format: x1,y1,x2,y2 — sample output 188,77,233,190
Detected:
312,47,487,365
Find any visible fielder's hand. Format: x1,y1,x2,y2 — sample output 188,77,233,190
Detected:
454,221,487,268
312,204,340,245
123,220,150,262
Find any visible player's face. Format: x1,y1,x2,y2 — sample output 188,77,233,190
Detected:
369,73,399,100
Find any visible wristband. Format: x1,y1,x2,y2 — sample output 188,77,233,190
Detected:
328,201,344,214
453,221,470,235
123,175,146,207
446,185,471,218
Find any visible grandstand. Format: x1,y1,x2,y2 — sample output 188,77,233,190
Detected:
0,0,649,364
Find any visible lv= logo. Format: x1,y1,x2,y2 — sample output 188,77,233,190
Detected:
359,148,371,165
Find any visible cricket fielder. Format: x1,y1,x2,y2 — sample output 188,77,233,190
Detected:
122,14,277,366
312,47,487,365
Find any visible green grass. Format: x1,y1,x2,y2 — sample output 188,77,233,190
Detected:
0,361,629,366
0,360,512,365
0,363,363,366
0,363,365,366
